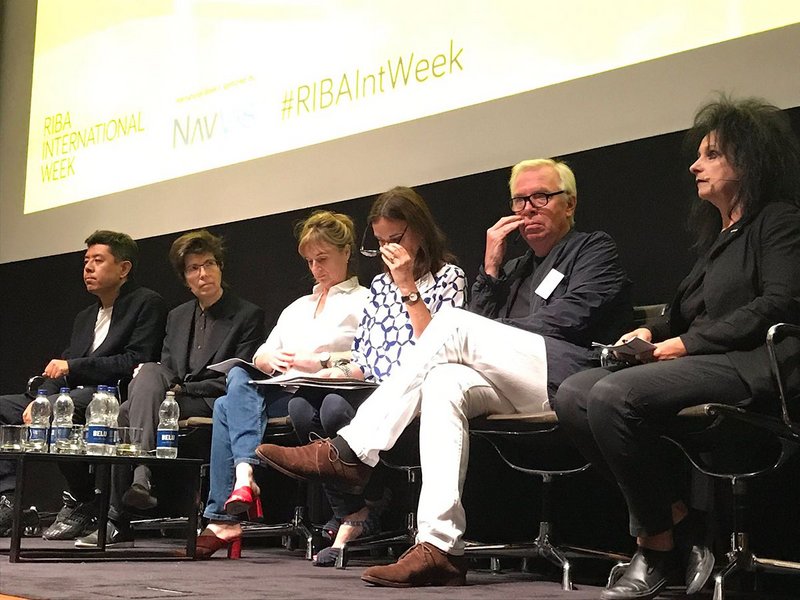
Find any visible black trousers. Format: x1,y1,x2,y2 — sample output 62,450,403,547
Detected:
0,383,95,497
289,389,380,519
553,354,750,538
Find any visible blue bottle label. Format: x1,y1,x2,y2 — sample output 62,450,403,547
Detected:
156,429,177,448
86,425,109,444
53,426,72,441
107,427,118,445
28,427,49,442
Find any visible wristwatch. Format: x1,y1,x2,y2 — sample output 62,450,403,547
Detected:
319,351,331,369
401,291,421,305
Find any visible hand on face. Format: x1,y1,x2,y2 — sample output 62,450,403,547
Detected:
380,242,415,290
510,167,574,257
484,215,524,278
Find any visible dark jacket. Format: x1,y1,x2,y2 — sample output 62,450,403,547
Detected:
64,281,167,387
470,229,632,396
161,291,265,404
649,202,800,403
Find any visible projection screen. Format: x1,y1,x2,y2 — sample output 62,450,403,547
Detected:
2,0,800,262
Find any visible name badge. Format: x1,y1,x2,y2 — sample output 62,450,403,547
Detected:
534,269,564,300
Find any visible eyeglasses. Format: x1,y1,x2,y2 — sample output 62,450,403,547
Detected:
360,225,408,258
184,259,219,275
509,190,565,213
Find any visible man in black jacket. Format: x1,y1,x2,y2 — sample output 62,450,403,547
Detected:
255,158,632,586
73,230,265,547
0,230,167,538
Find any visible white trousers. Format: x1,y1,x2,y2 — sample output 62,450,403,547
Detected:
338,308,550,554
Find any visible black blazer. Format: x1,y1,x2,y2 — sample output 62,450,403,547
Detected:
63,281,167,388
470,229,632,397
160,291,265,404
651,202,800,403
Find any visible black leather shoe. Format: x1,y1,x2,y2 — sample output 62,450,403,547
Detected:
601,547,677,600
674,513,715,594
684,544,715,594
122,483,158,511
42,492,98,540
75,520,134,548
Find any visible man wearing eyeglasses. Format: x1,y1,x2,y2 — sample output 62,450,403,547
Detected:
66,230,265,548
256,158,632,586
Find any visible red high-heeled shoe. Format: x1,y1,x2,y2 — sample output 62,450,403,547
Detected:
223,485,263,520
195,531,242,559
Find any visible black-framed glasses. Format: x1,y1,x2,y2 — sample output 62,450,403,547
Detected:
184,259,219,276
360,224,408,257
509,190,565,213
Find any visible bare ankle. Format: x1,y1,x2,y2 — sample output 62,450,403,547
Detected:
234,462,256,491
332,506,371,547
206,521,242,540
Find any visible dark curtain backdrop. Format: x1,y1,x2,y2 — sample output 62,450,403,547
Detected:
0,121,712,388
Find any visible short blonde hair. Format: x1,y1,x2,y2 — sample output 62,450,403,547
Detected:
509,158,577,225
295,210,356,256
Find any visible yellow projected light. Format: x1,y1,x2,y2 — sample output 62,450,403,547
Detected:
24,0,800,214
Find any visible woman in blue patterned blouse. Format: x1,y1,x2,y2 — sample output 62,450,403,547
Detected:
288,186,467,566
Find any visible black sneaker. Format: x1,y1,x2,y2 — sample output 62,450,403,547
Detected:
75,520,134,548
0,495,14,536
42,491,98,540
0,494,42,537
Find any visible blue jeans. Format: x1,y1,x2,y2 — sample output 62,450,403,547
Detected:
203,366,291,522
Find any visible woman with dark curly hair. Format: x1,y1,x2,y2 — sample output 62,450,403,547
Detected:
555,96,800,599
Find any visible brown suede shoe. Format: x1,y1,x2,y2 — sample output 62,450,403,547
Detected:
255,438,372,494
361,542,468,587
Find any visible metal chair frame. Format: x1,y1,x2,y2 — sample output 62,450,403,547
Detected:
463,411,629,591
609,323,800,600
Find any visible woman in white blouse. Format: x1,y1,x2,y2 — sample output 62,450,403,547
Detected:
289,186,467,566
196,211,369,559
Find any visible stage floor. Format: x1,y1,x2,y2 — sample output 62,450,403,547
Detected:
0,537,796,599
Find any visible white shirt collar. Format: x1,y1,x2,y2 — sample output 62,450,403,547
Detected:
311,275,360,298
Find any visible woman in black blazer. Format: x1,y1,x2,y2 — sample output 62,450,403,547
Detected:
554,96,800,600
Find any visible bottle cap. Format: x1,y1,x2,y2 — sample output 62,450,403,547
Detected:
59,387,70,393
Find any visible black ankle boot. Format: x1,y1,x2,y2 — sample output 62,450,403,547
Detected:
601,547,678,600
674,512,715,594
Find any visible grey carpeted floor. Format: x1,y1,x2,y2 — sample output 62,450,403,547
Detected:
0,537,797,600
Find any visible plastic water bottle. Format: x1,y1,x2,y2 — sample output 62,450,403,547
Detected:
50,387,74,453
85,385,110,455
27,389,51,452
105,386,120,456
156,391,179,459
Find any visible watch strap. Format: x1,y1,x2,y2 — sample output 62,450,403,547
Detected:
401,291,420,304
